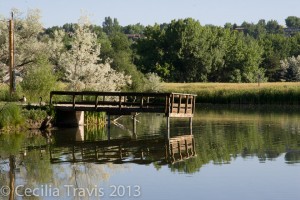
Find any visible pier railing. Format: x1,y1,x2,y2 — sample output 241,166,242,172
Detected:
50,91,196,117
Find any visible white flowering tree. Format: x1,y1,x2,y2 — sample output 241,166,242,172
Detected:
0,9,48,82
280,55,300,81
55,18,131,91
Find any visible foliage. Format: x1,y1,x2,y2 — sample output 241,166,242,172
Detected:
3,9,300,94
162,82,300,105
285,16,300,28
143,73,162,92
279,55,300,81
0,103,24,129
22,109,47,121
20,56,58,102
54,19,131,91
0,9,48,83
0,84,23,102
135,19,266,83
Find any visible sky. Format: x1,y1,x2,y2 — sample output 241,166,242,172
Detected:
1,0,300,28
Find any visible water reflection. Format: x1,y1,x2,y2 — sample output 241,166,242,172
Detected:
0,106,300,199
50,127,196,165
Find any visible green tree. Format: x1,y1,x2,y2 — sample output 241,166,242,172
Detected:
223,32,264,82
163,18,211,82
134,24,166,77
285,16,300,28
266,20,283,34
123,23,145,34
20,56,58,102
102,16,121,35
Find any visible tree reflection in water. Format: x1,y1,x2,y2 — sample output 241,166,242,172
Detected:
0,106,300,199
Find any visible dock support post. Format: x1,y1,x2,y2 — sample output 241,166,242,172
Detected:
107,113,111,141
189,117,193,135
132,113,137,139
166,116,170,139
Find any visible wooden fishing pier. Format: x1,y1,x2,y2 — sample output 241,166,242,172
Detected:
50,91,197,137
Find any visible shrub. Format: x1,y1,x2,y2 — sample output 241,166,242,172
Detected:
0,103,24,128
22,109,48,121
20,56,58,103
143,73,162,92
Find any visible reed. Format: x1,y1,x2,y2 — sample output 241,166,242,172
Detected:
162,82,300,105
0,103,24,129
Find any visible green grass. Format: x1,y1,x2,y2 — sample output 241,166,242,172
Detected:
0,103,24,129
162,82,300,104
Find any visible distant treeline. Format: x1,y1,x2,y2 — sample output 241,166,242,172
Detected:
44,16,300,83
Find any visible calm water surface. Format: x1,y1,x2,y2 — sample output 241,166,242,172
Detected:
1,105,300,200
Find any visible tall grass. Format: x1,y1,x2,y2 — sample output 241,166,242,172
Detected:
162,82,300,105
0,103,24,129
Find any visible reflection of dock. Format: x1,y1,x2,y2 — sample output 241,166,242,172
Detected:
168,135,196,163
49,135,196,165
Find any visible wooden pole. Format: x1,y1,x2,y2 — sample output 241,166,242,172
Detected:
9,12,14,96
107,113,111,141
189,117,193,135
132,114,137,138
9,156,15,200
166,117,170,139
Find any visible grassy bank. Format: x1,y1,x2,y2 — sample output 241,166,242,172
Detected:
162,82,300,105
0,103,49,132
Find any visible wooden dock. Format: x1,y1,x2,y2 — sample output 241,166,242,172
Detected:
50,91,196,118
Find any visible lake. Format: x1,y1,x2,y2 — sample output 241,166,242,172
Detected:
1,105,300,200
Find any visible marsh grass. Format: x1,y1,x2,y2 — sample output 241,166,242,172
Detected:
85,112,106,126
162,82,300,104
0,103,24,129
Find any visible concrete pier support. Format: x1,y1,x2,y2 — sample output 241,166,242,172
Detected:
55,110,84,127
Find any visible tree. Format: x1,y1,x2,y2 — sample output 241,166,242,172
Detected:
143,73,162,92
102,17,121,36
266,20,283,34
285,16,300,28
134,24,166,77
163,18,210,82
20,56,58,102
123,23,145,34
223,32,265,82
0,9,48,83
279,56,300,81
56,18,131,91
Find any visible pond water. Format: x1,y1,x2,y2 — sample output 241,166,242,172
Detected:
0,105,300,200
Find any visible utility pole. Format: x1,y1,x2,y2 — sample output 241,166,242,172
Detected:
9,12,15,96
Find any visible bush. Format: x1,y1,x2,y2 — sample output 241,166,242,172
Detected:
143,73,162,92
20,56,58,103
22,109,48,121
0,103,24,128
0,84,23,102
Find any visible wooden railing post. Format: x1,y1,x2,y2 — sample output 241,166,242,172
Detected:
165,95,169,115
185,95,189,114
72,94,75,109
171,94,174,114
192,96,196,114
140,95,144,108
178,95,182,113
119,94,122,109
95,95,98,109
